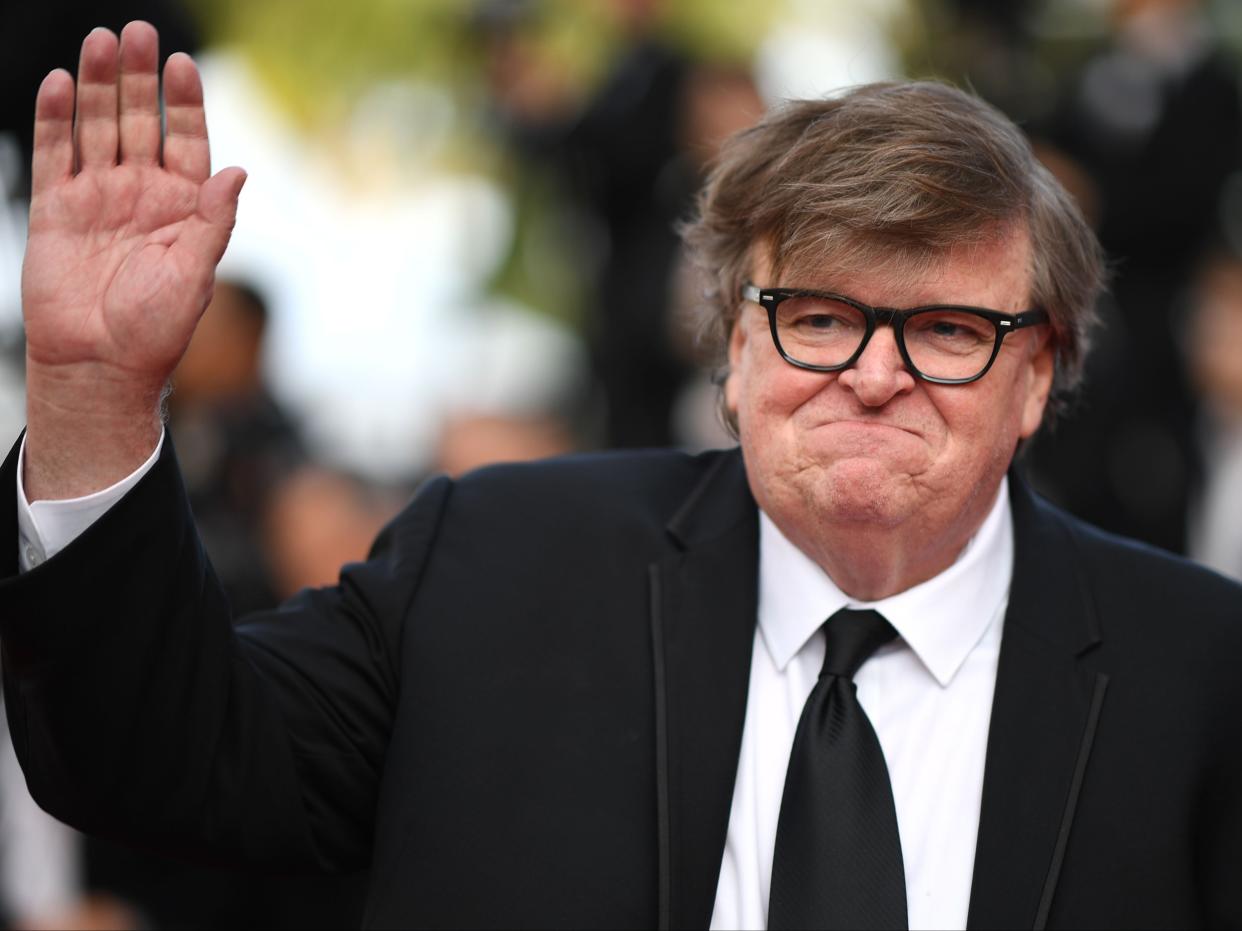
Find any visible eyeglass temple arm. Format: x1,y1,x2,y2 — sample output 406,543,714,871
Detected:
1001,308,1050,331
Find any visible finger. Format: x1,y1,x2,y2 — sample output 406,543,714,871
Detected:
118,21,161,165
174,167,247,271
162,52,210,183
31,70,76,196
75,28,120,170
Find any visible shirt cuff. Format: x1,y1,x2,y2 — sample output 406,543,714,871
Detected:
16,430,166,572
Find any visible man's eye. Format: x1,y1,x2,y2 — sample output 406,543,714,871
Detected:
778,297,863,339
798,314,839,329
912,314,992,343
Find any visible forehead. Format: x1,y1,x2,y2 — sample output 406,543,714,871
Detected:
761,226,1034,313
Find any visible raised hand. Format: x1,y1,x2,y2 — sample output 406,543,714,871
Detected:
21,22,246,500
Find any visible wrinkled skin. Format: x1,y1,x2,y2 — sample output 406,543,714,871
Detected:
727,231,1053,600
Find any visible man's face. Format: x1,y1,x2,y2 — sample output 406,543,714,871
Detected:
726,228,1053,550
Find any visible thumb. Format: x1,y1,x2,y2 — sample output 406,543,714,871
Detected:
181,166,248,267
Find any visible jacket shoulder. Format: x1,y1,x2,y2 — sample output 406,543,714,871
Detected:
1032,492,1242,652
443,447,740,533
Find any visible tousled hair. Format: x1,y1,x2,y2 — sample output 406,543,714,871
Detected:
680,81,1106,430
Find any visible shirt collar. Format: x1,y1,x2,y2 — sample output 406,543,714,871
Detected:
757,477,1013,687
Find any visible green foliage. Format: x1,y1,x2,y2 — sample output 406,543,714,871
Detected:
190,0,482,125
187,0,776,126
180,0,781,323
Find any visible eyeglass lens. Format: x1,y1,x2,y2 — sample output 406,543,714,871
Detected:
774,295,998,380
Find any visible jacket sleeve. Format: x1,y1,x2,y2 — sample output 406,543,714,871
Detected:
1200,620,1242,929
0,433,452,872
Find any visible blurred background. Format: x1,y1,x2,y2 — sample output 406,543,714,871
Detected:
3,0,1242,926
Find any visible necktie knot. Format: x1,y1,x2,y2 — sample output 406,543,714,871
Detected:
821,608,899,680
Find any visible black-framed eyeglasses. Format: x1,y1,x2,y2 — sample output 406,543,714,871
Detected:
742,283,1050,385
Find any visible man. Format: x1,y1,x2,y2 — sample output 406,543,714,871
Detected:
2,21,1240,931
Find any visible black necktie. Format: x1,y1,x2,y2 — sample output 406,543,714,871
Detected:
768,608,908,930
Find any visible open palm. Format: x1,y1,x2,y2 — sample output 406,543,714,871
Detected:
22,23,245,388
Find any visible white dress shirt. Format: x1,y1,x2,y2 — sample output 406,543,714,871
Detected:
15,433,164,572
711,482,1011,931
17,437,1010,930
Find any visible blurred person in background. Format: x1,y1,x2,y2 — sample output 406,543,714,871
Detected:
431,298,587,477
169,279,305,613
1185,246,1242,580
667,63,766,449
478,0,763,449
1025,0,1242,554
264,466,408,600
920,0,1051,125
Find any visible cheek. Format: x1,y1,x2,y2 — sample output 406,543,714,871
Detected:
933,385,1027,468
733,339,828,418
735,368,832,437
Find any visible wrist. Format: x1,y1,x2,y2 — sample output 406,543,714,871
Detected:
24,360,167,501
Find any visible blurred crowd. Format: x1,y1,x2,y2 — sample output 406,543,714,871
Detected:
2,0,1242,926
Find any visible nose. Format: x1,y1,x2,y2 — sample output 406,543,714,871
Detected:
835,326,917,406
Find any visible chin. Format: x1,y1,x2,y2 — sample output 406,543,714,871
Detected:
797,457,920,528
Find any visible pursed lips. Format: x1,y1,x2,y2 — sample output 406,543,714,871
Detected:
808,419,925,440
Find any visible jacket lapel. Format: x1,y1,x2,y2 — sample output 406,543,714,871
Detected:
0,435,21,580
967,473,1109,930
650,450,759,931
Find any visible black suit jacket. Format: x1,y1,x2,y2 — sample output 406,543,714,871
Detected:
1,437,1240,929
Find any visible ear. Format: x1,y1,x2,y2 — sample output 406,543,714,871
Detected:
1018,331,1055,439
724,317,748,416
